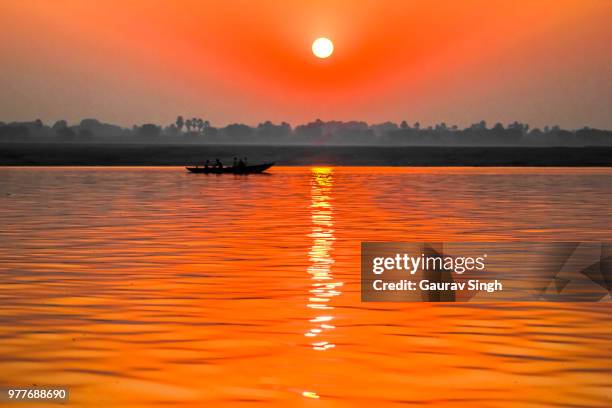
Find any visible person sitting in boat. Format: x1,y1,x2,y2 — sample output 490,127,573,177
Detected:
238,158,246,168
204,160,210,170
215,158,223,169
233,157,238,168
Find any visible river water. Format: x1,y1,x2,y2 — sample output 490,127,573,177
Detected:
0,166,610,407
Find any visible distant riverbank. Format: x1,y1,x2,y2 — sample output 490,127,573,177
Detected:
1,143,611,166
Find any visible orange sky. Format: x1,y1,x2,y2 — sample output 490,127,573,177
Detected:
1,0,611,128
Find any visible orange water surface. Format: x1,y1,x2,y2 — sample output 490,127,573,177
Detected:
0,167,610,407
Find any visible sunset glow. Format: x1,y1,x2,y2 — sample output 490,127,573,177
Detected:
0,0,611,128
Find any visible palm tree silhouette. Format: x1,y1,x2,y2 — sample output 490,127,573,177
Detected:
175,116,184,133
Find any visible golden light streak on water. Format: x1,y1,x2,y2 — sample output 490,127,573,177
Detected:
305,169,344,359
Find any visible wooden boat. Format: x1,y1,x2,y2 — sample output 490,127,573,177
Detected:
186,162,274,174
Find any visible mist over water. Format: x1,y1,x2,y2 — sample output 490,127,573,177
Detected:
0,167,611,407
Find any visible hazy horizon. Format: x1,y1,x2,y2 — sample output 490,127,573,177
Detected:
3,116,612,132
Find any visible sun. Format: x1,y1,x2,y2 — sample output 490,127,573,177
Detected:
312,37,334,59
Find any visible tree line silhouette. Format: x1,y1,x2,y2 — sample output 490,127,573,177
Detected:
1,117,610,146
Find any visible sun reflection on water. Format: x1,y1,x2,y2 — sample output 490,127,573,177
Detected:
305,168,342,349
302,167,343,399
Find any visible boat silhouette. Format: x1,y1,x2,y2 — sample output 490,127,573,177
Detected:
186,162,274,174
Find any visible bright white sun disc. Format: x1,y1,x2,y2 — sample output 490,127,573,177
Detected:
312,37,334,59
